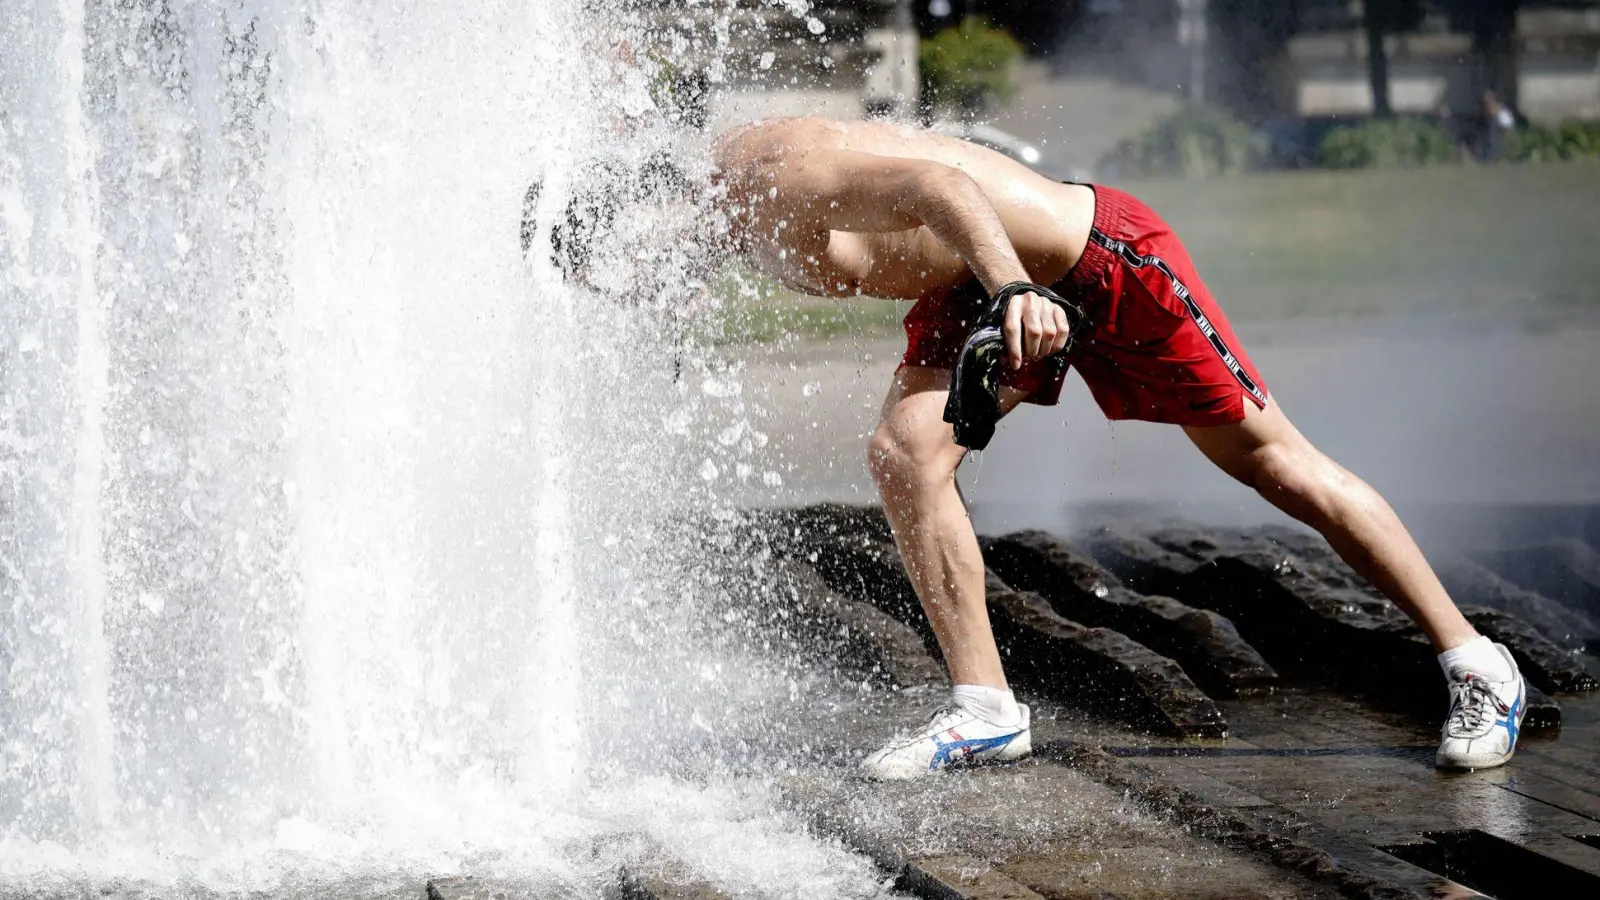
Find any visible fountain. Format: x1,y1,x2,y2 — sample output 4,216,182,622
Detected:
0,1,897,896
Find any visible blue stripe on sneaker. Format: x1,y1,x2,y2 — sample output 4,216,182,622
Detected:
1498,692,1523,750
928,733,1018,771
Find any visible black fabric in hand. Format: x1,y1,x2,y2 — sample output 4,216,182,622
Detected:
942,282,1086,451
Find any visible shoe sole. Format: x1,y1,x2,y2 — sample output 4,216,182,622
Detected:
1436,747,1515,772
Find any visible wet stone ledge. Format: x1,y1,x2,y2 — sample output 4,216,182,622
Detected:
982,568,1228,739
1473,538,1600,623
1241,526,1599,695
777,519,1229,738
1188,526,1596,700
745,505,1591,738
1138,529,1568,727
730,506,1600,900
1462,606,1600,694
982,529,1279,699
1435,554,1600,651
770,557,948,691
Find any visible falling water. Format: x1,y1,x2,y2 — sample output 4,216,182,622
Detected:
1,1,894,895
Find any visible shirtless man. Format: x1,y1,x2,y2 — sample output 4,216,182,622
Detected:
694,116,1526,778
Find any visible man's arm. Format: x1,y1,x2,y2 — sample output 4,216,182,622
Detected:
769,148,1071,368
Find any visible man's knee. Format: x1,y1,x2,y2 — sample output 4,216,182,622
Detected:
1248,442,1347,526
867,423,961,493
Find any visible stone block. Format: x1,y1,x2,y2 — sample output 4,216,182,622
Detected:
1078,525,1201,598
795,529,1227,737
983,569,1227,739
1139,527,1568,728
1462,606,1599,694
900,855,1046,900
772,558,948,691
1437,556,1600,650
1475,538,1600,622
983,530,1278,698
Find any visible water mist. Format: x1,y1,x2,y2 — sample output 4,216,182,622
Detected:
1,1,894,896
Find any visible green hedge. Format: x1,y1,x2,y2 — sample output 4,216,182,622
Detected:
918,17,1022,113
1103,107,1256,179
1320,119,1456,169
1506,122,1600,162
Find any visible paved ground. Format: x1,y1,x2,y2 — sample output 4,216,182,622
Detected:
761,686,1600,900
723,498,1600,900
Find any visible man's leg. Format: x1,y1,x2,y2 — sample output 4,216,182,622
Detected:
1182,397,1476,650
858,366,1034,779
865,366,1026,688
1183,397,1526,769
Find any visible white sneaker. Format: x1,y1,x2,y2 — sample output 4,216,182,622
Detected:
859,703,1032,781
1436,643,1527,771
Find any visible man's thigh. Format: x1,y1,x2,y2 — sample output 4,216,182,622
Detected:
1181,397,1318,486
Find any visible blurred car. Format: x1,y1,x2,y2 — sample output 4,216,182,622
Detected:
932,121,1092,183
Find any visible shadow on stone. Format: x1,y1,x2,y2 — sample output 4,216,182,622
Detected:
1380,829,1600,900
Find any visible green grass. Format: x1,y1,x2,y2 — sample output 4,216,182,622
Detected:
710,163,1600,344
699,270,907,346
1120,162,1600,319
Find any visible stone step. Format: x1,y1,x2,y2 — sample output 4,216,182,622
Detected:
803,537,930,638
1077,524,1203,599
783,761,1352,899
899,856,1048,900
982,530,1278,698
1436,555,1600,650
772,557,948,691
982,569,1228,739
1038,740,1477,899
1203,526,1597,697
1462,606,1599,694
1134,527,1565,728
610,872,738,900
1474,538,1600,622
799,532,1226,737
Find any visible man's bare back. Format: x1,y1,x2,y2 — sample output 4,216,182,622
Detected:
710,117,1096,304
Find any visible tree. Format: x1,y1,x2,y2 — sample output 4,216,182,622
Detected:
1446,0,1521,108
1362,0,1425,117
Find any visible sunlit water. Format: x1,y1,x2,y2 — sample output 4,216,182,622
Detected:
0,1,891,896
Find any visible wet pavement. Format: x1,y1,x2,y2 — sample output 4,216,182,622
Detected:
728,503,1600,899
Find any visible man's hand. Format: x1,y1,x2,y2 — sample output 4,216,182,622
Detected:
1004,290,1073,371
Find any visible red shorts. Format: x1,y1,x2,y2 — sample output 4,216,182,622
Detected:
899,185,1269,427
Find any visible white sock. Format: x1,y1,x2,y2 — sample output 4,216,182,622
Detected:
951,684,1021,728
1438,635,1513,682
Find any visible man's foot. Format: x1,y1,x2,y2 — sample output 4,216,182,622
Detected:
859,703,1031,781
1436,643,1526,771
